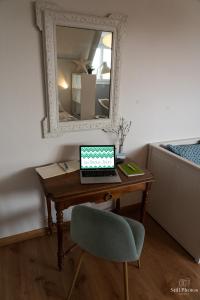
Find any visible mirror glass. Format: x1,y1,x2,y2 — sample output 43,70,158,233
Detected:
56,26,112,122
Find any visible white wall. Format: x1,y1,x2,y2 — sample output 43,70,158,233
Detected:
1,0,200,238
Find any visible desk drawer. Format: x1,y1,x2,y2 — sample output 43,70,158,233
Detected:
59,190,121,210
56,182,147,210
94,190,121,202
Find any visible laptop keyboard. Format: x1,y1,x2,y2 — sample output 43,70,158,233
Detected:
82,170,116,177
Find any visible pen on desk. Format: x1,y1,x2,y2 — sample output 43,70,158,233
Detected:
63,162,68,170
63,162,69,171
128,164,136,171
58,162,68,172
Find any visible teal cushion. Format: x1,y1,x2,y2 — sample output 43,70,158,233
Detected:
71,206,145,262
167,143,200,165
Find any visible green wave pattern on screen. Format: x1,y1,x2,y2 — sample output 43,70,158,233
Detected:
81,146,114,168
81,147,113,159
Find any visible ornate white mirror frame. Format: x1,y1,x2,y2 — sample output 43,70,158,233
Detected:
35,1,127,137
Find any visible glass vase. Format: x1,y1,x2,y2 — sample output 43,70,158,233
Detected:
116,143,126,163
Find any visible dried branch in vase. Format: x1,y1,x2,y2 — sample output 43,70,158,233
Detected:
103,117,132,153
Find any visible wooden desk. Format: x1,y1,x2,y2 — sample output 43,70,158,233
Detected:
39,167,153,271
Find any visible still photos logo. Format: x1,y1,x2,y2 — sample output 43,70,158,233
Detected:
170,278,199,295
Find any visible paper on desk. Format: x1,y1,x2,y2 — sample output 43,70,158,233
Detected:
36,163,64,179
36,161,79,179
64,160,79,173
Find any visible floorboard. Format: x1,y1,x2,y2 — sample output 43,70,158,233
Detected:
0,215,200,300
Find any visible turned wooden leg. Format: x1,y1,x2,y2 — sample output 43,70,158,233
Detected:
67,251,85,300
56,205,64,271
46,195,53,235
123,262,129,300
115,198,121,214
140,182,152,224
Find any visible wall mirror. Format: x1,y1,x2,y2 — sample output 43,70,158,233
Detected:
36,1,126,137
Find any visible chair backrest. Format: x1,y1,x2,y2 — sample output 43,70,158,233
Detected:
70,205,139,262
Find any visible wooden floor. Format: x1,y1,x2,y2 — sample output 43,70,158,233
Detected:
0,215,200,300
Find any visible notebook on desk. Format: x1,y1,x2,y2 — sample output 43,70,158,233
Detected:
80,145,121,184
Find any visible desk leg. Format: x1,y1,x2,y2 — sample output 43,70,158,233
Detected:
46,195,53,235
140,182,152,224
56,206,64,271
115,198,121,214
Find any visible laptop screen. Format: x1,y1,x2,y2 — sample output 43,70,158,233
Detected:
80,145,115,170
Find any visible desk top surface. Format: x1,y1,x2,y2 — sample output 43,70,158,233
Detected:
39,166,153,201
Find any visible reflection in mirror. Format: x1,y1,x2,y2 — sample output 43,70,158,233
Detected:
56,26,112,122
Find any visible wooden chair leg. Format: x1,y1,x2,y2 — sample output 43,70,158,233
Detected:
64,243,78,256
123,262,130,300
137,258,141,269
67,251,85,300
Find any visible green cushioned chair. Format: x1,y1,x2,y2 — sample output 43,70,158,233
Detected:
67,205,145,300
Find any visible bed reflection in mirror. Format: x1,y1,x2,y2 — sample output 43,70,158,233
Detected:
56,26,112,122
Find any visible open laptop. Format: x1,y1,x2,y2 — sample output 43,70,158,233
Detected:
80,145,121,184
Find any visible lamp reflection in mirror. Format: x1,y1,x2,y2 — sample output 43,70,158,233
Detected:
101,62,110,74
58,77,69,89
97,62,110,78
58,76,72,121
102,33,112,48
